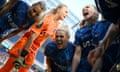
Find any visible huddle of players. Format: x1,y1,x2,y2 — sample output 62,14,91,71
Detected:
0,0,120,72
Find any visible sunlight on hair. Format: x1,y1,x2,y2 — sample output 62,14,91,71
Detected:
57,23,70,37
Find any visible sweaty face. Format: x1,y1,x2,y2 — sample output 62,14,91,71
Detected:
58,6,68,20
55,30,69,49
27,4,43,21
82,5,97,20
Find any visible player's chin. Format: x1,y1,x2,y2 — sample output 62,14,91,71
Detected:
56,42,63,45
61,16,66,20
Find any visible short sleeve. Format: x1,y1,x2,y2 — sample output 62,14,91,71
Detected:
44,42,56,57
11,1,30,28
74,30,82,46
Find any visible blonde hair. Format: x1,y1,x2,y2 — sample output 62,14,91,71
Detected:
51,4,67,14
56,24,70,37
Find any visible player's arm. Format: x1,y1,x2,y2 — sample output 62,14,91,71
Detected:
13,31,37,69
99,23,119,54
0,28,24,44
89,23,120,72
21,21,46,55
20,31,36,57
72,46,82,72
0,0,18,17
19,30,37,58
23,31,37,51
46,56,52,72
91,57,103,72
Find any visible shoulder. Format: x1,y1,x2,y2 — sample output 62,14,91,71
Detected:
76,29,81,34
44,41,56,55
13,0,29,10
46,41,56,50
75,29,83,38
47,41,56,46
17,0,29,6
94,20,111,28
67,42,75,48
76,25,92,34
67,42,75,53
93,21,102,28
44,14,54,20
42,14,54,24
67,42,74,46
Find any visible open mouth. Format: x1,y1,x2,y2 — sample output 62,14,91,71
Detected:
64,16,66,18
57,41,63,45
83,12,89,16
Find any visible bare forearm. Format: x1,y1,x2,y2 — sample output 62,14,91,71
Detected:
100,24,119,53
24,32,36,51
72,54,81,72
47,64,52,72
72,46,81,72
91,57,103,72
46,57,52,72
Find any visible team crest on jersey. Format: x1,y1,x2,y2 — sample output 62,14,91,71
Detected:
82,40,92,48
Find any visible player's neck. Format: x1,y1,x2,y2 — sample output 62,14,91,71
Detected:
53,14,59,22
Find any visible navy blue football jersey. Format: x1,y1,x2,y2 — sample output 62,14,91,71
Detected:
92,20,111,45
0,0,34,38
45,42,75,72
74,24,94,72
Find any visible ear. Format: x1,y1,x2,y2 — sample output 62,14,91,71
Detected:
94,9,99,15
67,35,70,40
57,9,61,13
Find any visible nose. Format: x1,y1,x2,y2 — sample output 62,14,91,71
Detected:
56,36,62,40
57,36,61,40
83,8,87,11
65,13,68,16
32,13,36,17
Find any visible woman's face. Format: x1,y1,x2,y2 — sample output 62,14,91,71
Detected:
82,5,97,20
55,30,69,49
58,6,68,20
27,4,43,21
